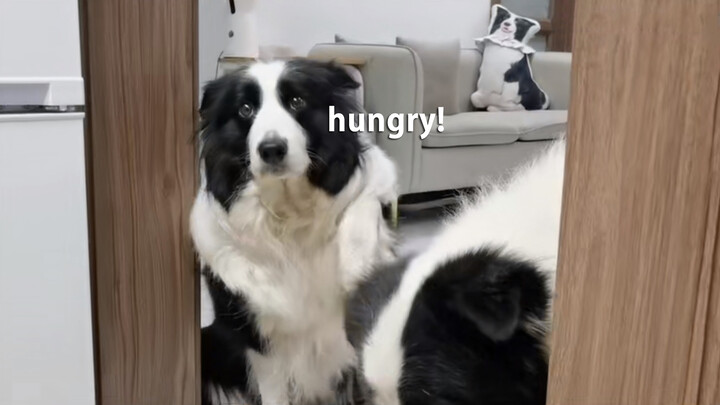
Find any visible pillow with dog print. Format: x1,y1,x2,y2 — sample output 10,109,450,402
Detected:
470,5,549,111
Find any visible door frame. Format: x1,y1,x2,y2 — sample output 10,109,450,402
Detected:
80,0,720,404
81,0,200,404
547,0,720,403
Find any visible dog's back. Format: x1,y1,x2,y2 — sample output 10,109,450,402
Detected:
348,141,565,405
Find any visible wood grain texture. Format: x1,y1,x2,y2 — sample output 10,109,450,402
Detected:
547,0,720,404
548,0,574,51
538,19,553,36
82,0,199,404
698,74,720,405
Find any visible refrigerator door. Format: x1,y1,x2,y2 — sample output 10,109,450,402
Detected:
0,0,84,107
0,1,94,404
0,0,82,78
0,113,95,405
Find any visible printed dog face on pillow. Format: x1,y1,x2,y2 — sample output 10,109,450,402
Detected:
488,5,540,44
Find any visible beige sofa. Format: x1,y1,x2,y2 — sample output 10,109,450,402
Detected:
308,43,571,197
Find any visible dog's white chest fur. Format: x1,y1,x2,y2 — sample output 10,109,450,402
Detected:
226,179,344,333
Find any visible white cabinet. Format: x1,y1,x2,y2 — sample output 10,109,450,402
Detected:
0,114,95,405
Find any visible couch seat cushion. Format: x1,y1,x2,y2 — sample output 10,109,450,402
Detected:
422,110,567,148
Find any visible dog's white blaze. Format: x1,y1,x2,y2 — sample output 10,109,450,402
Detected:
362,141,566,405
247,61,311,178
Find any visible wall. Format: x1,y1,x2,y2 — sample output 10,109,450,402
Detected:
199,0,491,89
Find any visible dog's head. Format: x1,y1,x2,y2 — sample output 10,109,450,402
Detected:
489,5,540,43
199,59,362,209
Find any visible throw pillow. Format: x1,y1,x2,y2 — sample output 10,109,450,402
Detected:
396,37,461,115
470,5,549,111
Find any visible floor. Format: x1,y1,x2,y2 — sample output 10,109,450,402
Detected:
395,206,447,256
200,206,445,327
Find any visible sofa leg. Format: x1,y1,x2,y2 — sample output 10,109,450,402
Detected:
391,199,399,229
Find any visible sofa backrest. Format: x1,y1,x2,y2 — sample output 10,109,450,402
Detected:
456,48,483,113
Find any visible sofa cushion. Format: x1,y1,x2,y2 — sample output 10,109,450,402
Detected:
422,110,567,148
396,37,461,115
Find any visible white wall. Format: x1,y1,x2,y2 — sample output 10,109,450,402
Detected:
199,0,491,89
255,0,490,53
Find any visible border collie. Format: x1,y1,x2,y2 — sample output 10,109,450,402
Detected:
346,141,565,405
191,60,397,405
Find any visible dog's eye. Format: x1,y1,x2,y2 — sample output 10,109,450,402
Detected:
289,96,306,111
239,103,254,118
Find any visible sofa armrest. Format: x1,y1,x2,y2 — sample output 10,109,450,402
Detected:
531,52,572,110
308,43,424,194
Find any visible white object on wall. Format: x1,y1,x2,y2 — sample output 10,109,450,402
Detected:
199,0,492,89
225,0,260,58
254,0,491,54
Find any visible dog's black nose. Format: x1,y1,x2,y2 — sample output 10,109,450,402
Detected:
258,138,288,165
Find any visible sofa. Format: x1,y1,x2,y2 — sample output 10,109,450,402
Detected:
308,43,571,197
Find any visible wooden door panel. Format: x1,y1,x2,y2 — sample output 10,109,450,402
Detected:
698,79,720,405
82,0,199,404
547,0,720,404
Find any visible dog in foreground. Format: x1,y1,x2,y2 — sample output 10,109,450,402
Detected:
347,141,565,405
191,60,397,405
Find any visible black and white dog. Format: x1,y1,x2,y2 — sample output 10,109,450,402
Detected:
191,60,397,405
347,141,565,405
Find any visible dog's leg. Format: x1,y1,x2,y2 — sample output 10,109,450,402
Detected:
293,326,356,404
247,350,289,405
201,323,254,405
333,366,371,405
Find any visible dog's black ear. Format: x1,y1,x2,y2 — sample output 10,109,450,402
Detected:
454,280,523,341
307,151,360,195
200,77,224,124
322,60,361,90
425,250,549,342
284,59,360,92
455,255,548,341
199,71,243,128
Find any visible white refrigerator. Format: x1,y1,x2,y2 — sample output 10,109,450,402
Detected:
0,1,96,404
